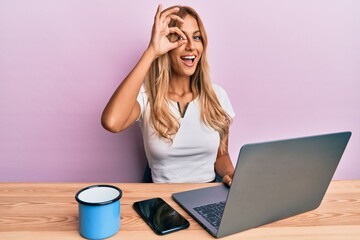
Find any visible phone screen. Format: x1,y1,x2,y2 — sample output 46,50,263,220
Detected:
133,197,190,235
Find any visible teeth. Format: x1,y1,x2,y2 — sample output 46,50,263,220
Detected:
182,56,195,60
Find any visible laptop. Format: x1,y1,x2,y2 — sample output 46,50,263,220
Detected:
172,131,351,238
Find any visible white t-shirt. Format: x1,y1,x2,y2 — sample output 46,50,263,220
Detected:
136,84,235,183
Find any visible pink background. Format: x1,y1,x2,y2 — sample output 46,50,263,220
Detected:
1,0,359,182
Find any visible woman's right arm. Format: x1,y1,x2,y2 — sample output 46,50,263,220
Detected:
101,48,157,133
101,4,187,133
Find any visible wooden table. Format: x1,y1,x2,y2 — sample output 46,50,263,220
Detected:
1,181,360,239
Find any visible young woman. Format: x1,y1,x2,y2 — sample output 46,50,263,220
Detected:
102,5,235,185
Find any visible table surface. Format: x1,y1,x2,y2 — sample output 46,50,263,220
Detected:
1,181,360,240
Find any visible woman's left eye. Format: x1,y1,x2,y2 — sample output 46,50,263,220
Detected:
194,36,202,41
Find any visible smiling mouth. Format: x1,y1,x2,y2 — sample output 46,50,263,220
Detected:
180,56,196,66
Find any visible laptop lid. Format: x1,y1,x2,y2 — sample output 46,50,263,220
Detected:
173,131,351,238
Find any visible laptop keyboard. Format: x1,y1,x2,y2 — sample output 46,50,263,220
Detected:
193,201,225,229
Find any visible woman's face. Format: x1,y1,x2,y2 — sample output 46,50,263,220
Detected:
168,14,204,79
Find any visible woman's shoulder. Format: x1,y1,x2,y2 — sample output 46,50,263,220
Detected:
211,83,228,97
211,83,235,117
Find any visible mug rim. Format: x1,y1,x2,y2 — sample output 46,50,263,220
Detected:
75,184,122,206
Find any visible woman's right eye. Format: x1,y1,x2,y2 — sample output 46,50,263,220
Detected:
177,36,183,41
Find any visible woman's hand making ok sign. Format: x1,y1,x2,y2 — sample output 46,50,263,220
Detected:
148,4,188,58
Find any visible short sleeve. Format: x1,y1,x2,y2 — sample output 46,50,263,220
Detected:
212,84,236,118
136,85,148,122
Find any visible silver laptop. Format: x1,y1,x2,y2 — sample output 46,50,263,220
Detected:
172,131,351,238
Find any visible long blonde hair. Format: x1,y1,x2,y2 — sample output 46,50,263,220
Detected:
145,6,232,153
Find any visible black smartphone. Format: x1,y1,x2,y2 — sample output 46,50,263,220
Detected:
133,197,190,235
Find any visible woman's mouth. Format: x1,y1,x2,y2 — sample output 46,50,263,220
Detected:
180,55,196,67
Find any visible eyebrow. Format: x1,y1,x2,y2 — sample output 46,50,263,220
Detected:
181,29,201,35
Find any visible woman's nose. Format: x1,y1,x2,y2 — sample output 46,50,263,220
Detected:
185,39,195,51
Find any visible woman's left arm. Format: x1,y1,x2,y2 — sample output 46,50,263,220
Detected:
215,135,234,186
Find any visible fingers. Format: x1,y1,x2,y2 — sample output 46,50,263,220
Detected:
166,14,184,24
169,39,187,50
168,26,187,40
222,175,233,187
157,5,184,26
154,4,162,23
159,6,181,21
150,5,187,55
167,27,187,50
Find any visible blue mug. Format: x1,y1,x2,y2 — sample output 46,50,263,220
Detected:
75,185,122,239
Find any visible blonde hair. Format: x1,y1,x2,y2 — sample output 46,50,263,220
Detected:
145,6,232,153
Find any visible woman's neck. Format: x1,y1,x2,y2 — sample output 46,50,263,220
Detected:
168,76,194,104
168,76,191,96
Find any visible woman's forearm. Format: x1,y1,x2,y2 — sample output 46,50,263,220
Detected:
215,153,234,178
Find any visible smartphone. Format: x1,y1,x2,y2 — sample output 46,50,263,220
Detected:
133,197,190,235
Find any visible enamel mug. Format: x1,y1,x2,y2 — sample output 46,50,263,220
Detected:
75,185,122,239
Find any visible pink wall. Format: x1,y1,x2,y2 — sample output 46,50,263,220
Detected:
1,0,359,182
